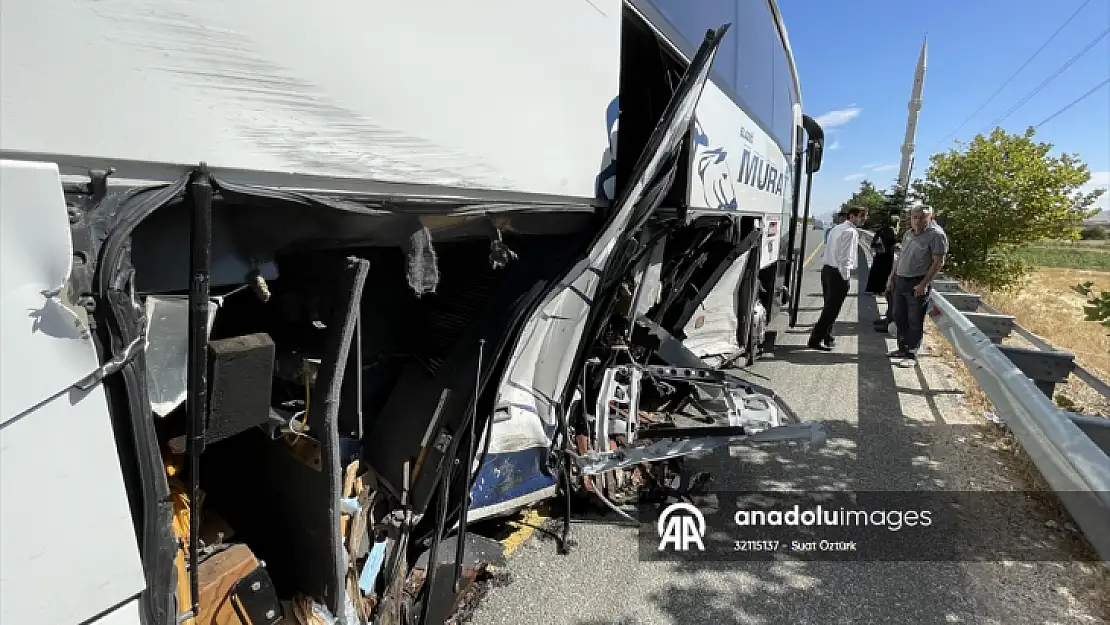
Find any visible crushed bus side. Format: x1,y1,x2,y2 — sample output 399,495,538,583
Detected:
0,10,827,625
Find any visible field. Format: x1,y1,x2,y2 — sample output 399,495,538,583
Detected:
1016,243,1110,271
978,266,1110,415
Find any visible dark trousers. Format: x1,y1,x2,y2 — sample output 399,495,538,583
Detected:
892,275,929,352
811,265,850,343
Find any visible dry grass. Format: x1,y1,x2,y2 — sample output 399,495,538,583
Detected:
924,322,994,417
971,267,1110,416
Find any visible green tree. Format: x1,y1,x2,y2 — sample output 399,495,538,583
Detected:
1080,225,1108,240
913,127,1104,291
839,179,887,228
876,181,915,230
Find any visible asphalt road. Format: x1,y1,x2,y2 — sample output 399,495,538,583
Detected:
468,230,1107,625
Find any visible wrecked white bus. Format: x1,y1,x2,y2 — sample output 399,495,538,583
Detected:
469,0,830,527
0,1,826,624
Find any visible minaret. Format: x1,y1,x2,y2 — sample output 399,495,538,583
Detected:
897,36,927,192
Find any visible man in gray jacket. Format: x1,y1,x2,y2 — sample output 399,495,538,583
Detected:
886,205,948,365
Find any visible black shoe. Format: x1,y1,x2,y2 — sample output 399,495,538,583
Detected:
808,339,832,351
823,336,835,347
888,349,911,359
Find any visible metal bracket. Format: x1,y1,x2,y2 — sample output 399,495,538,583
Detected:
86,167,116,203
942,291,980,312
73,330,146,391
229,566,284,625
932,279,961,293
997,345,1075,398
643,364,730,385
963,312,1015,344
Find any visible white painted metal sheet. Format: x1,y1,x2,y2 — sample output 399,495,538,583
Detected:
0,0,621,200
90,597,143,625
689,82,791,269
0,160,147,625
680,250,750,361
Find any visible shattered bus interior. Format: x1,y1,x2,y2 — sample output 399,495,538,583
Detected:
30,19,828,625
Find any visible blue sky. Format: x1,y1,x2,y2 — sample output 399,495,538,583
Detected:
776,0,1110,222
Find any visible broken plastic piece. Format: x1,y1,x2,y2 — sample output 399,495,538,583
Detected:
358,539,389,596
339,498,361,516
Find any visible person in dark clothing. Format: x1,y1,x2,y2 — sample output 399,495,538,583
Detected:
865,218,898,295
870,217,900,333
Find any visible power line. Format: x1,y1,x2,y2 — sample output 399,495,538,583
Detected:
1034,77,1110,128
930,0,1092,150
979,26,1110,134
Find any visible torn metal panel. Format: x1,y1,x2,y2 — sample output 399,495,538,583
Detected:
573,423,826,475
574,362,825,474
680,250,750,362
143,295,220,417
1,160,92,422
631,227,667,317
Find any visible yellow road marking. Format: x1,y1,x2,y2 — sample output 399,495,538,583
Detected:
803,241,824,268
500,507,548,557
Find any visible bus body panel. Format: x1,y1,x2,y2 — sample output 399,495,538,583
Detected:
469,2,806,517
0,0,621,201
688,78,792,270
0,160,146,625
93,598,144,625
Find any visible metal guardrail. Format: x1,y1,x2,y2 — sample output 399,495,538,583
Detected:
928,283,1110,562
853,228,1110,560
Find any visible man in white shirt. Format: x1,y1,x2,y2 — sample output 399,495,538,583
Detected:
808,206,866,351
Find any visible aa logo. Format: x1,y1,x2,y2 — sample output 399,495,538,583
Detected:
657,502,706,551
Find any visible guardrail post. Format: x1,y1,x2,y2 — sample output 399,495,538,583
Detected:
932,279,961,293
963,312,1016,344
942,292,981,312
997,345,1076,399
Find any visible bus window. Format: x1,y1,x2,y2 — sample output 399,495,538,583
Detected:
733,0,776,134
637,0,796,153
646,0,738,98
772,31,797,151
